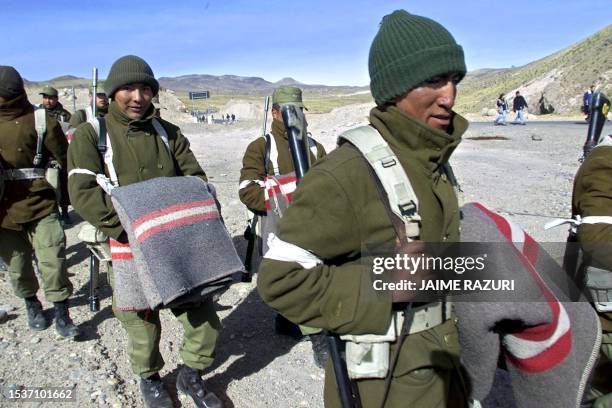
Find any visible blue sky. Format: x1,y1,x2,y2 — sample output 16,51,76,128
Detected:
2,0,610,86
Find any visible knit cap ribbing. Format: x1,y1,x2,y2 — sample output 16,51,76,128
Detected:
369,10,466,106
104,55,159,98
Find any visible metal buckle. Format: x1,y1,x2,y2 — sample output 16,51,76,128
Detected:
398,201,417,216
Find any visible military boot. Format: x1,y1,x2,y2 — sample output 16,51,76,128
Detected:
24,296,49,331
53,300,79,338
176,365,223,408
140,374,173,408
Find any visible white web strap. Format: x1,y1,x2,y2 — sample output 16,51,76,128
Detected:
545,215,612,233
264,233,322,269
268,135,280,176
68,168,116,195
33,108,47,166
152,118,170,151
239,179,265,190
339,125,421,239
85,106,94,122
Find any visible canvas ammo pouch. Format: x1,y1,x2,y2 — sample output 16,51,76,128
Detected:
585,266,612,312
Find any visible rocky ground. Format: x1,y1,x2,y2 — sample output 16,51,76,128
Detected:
0,104,609,407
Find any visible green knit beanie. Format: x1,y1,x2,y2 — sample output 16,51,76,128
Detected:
369,10,466,106
104,55,159,98
0,66,25,98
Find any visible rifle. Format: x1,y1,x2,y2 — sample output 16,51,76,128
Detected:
242,95,271,282
563,92,610,299
91,67,98,118
581,92,610,161
281,103,361,408
88,67,101,313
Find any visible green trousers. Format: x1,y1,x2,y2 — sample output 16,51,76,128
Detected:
324,318,468,408
0,212,72,302
109,266,221,378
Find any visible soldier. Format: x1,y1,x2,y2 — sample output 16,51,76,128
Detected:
572,137,612,407
257,10,469,407
40,85,71,124
0,66,78,339
68,87,109,128
238,86,328,364
67,55,222,408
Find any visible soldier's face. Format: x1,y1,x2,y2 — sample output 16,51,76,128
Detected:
113,84,153,120
95,94,109,110
42,95,58,109
395,73,460,131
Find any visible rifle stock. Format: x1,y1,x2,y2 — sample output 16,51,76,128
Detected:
88,252,100,312
581,92,610,161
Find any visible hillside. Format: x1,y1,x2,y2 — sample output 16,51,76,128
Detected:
456,24,612,115
158,74,368,96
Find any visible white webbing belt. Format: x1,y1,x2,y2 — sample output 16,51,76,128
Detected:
68,168,116,195
264,234,322,269
3,168,46,180
545,215,612,233
239,179,265,190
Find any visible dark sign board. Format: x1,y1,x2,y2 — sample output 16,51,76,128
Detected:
189,91,210,100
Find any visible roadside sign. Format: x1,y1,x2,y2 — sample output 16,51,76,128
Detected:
189,91,210,100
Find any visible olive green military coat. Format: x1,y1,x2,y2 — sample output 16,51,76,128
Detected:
257,106,468,407
239,119,326,212
0,94,68,230
67,102,206,240
572,144,612,331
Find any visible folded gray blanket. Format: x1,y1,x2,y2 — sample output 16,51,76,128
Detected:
111,176,243,310
456,202,601,408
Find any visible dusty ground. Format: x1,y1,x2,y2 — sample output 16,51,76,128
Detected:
0,104,609,407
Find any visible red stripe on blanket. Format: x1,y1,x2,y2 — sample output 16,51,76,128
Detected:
471,202,571,369
110,239,133,260
505,329,572,373
131,199,216,231
136,211,219,243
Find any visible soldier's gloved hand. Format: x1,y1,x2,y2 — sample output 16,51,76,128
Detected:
389,240,432,303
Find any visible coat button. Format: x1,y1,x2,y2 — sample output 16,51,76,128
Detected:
138,167,144,173
157,164,163,169
17,147,23,152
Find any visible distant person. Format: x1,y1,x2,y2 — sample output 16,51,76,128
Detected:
40,85,71,124
494,93,508,125
583,85,595,121
0,66,78,339
226,113,230,122
231,113,235,122
512,90,528,125
68,87,109,128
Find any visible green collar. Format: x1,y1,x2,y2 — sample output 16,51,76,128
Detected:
271,118,288,140
369,105,467,172
108,101,155,127
0,93,33,122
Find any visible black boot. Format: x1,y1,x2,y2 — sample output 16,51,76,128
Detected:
25,296,49,331
53,300,79,338
309,332,330,369
140,374,174,408
176,365,223,408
